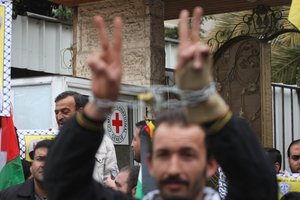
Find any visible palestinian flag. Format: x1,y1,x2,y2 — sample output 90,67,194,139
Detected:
289,0,300,29
135,120,156,199
0,111,24,190
135,167,143,199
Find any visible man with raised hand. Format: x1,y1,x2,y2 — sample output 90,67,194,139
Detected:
54,91,119,183
45,6,277,200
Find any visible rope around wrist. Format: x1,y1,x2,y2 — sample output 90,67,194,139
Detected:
86,84,218,114
89,96,115,113
137,83,217,112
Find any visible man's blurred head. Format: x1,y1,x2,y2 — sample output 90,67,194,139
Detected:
30,140,53,187
54,91,88,128
280,192,300,200
287,139,300,173
147,110,217,200
115,165,140,197
265,147,282,173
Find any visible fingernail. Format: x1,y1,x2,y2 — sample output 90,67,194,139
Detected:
193,61,202,70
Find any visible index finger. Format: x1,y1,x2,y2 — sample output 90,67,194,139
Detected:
112,17,123,54
191,7,203,43
179,10,190,45
94,16,109,51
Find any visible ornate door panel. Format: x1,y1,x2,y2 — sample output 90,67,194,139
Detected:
213,37,272,146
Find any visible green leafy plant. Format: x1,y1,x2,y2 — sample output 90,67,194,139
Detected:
12,0,73,22
165,27,178,39
52,5,74,23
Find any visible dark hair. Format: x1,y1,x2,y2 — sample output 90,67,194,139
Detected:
31,139,53,159
151,109,212,159
155,109,189,128
135,120,156,136
264,147,282,166
280,192,300,200
55,91,89,110
119,165,140,195
287,139,300,157
21,159,32,180
135,120,147,129
128,165,140,194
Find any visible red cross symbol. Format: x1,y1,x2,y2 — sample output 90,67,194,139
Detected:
112,112,123,134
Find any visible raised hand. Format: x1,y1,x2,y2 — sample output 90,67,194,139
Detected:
175,7,212,91
175,7,229,123
87,16,123,102
176,7,210,72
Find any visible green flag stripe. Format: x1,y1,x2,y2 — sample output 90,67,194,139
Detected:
135,179,143,199
135,167,143,199
0,156,24,190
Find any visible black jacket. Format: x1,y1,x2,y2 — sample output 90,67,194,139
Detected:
44,114,278,200
0,178,35,200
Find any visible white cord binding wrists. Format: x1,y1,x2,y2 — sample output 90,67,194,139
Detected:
89,96,115,112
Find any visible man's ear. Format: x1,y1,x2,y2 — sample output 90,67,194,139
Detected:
131,186,137,197
146,154,154,176
78,107,84,112
274,162,281,173
206,158,218,178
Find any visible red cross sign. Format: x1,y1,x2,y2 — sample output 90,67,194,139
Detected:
112,113,123,134
106,103,128,144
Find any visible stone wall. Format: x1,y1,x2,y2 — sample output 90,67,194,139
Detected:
74,0,165,86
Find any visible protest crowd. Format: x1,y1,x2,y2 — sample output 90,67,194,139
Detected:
1,3,300,200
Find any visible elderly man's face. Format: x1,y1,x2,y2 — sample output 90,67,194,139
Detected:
148,123,217,200
288,143,300,173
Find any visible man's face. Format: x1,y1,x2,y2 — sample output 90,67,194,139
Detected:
55,96,77,127
31,147,48,184
115,171,130,195
288,143,300,173
148,123,216,200
131,127,141,162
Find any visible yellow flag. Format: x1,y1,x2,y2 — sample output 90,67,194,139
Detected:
148,121,155,139
289,0,300,29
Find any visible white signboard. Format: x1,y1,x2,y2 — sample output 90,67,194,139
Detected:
105,103,128,145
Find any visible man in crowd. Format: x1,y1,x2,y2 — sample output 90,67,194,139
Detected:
0,140,53,199
45,6,277,200
114,165,140,197
54,91,119,183
54,91,88,128
287,139,300,173
265,147,282,173
131,120,147,163
131,119,157,197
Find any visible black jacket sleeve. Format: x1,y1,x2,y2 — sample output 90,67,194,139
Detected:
207,116,278,200
44,115,132,200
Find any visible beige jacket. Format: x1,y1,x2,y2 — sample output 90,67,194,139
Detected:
93,134,119,183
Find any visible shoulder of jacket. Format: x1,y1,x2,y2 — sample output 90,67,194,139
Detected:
0,179,34,198
103,135,114,144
